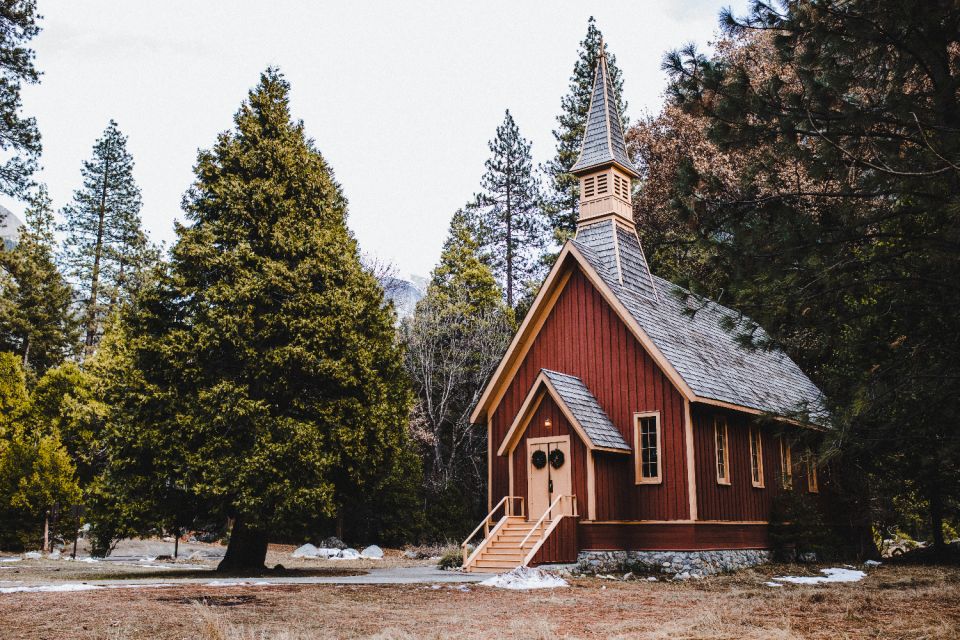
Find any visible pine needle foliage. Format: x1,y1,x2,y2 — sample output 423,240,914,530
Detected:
92,69,418,568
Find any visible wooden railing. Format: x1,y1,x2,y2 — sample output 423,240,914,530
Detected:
520,494,577,566
461,496,524,570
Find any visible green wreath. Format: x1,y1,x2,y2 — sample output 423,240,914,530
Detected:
531,450,547,469
549,449,565,469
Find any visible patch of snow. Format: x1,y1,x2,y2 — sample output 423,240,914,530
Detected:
332,548,360,560
23,551,42,559
1,583,100,594
480,567,568,590
0,558,21,563
204,580,275,587
764,581,783,587
316,548,341,559
772,567,866,585
79,557,99,563
647,576,658,582
292,543,319,558
360,545,383,559
48,551,61,560
864,559,882,567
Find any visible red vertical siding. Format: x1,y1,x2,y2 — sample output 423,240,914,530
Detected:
490,267,690,521
530,516,579,564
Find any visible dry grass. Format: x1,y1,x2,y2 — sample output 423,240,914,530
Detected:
0,564,957,639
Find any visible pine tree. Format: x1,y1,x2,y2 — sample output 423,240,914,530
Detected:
61,121,154,357
404,211,513,539
0,187,79,373
0,1,41,200
662,0,960,555
93,69,417,569
469,110,546,308
543,17,627,241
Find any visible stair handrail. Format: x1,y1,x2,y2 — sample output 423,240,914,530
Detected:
461,496,524,568
519,494,573,550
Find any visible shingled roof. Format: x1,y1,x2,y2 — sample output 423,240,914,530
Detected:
541,369,631,451
572,220,828,424
570,43,639,178
497,369,631,455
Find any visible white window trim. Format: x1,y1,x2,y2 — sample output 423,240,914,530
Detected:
806,450,819,494
779,438,793,490
634,411,662,485
749,427,764,488
714,417,731,485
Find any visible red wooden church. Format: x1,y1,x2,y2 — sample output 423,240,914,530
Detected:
462,45,827,574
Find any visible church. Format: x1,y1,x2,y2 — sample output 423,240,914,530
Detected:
463,44,828,574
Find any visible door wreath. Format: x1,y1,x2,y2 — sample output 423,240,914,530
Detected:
531,449,547,469
549,448,565,469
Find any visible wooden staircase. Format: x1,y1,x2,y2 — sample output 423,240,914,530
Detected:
464,516,545,573
461,495,578,573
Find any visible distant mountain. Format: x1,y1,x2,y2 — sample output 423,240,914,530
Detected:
0,205,22,250
383,275,426,320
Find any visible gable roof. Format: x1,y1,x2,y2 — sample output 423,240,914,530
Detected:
572,219,828,424
570,45,639,178
498,369,631,456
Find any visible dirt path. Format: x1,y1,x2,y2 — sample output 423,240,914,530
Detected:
1,564,957,639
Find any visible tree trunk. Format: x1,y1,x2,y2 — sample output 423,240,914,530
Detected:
929,478,946,555
84,156,110,358
217,517,269,572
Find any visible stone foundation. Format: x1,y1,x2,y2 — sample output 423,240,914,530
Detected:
576,549,771,579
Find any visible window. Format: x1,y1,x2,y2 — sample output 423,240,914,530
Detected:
634,412,661,484
806,451,819,493
749,427,764,488
714,417,730,484
779,438,793,490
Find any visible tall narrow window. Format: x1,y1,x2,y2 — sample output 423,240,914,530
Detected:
779,438,793,489
634,412,662,484
714,417,730,484
806,451,819,493
749,427,764,488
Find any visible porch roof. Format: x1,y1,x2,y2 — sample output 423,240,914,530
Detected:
497,369,631,456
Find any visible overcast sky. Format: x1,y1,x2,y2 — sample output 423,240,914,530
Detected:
10,0,749,280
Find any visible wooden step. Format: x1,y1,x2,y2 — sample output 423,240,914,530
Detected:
482,548,526,558
472,559,523,569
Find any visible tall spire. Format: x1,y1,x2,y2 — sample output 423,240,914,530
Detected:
570,40,638,178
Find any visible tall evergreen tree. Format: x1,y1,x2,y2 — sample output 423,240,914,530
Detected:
0,1,41,201
662,0,960,553
543,17,627,241
469,110,546,308
0,186,78,373
404,211,513,539
92,69,417,569
61,121,154,357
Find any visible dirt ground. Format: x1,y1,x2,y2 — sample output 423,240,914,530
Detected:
1,559,958,639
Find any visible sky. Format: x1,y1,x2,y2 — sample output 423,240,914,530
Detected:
9,0,749,280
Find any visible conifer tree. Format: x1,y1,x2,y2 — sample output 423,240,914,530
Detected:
469,110,546,308
0,1,41,200
662,0,960,554
0,187,78,373
93,69,416,569
543,17,627,241
404,211,512,538
61,121,154,357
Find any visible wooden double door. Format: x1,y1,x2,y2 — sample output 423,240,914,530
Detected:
526,436,572,521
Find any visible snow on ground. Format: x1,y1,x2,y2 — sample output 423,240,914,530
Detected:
1,583,100,594
771,567,867,585
480,567,568,590
204,580,275,587
864,559,882,567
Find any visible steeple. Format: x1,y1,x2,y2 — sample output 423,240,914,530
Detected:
571,40,638,227
571,40,658,302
